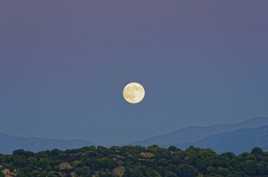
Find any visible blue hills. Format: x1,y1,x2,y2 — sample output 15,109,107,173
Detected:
135,117,268,153
1,117,268,154
0,133,91,154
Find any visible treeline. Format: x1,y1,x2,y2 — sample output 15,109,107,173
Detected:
0,146,268,177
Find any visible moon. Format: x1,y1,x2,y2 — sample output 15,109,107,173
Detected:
123,82,145,104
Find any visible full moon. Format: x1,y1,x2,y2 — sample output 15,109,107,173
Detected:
123,82,145,104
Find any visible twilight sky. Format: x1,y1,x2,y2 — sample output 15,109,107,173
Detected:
0,0,268,145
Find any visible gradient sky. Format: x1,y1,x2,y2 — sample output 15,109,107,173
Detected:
0,0,268,145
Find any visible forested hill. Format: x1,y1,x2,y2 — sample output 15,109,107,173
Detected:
1,146,268,177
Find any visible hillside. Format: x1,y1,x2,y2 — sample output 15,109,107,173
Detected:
0,133,91,154
190,125,268,154
0,146,268,177
136,117,268,153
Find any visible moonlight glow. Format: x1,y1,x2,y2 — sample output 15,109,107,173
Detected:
123,82,145,104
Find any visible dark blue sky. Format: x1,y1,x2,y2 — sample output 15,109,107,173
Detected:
0,0,268,145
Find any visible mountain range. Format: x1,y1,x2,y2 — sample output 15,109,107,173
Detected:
135,117,268,153
0,133,91,154
1,117,268,154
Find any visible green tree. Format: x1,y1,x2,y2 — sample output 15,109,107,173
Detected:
177,164,197,177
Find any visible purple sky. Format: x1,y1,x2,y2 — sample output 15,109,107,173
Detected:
0,0,268,145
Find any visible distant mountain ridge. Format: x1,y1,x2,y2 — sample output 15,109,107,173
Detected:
0,133,91,154
135,117,268,153
192,125,268,153
1,117,268,154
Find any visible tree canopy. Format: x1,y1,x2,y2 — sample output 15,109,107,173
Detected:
0,146,268,177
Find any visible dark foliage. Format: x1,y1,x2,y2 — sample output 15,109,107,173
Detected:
1,146,268,177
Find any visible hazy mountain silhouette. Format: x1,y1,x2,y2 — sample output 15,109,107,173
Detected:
1,117,268,154
190,125,268,153
136,117,268,153
0,133,91,154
